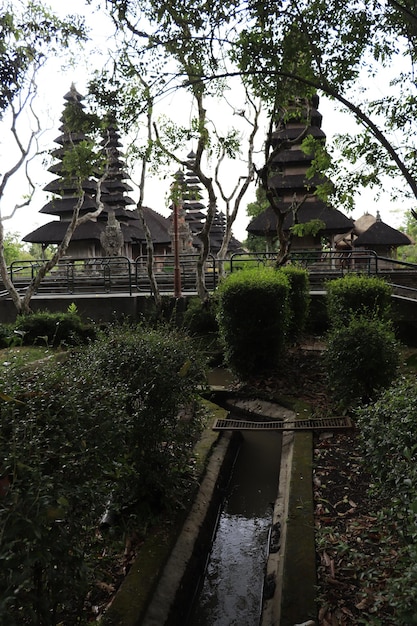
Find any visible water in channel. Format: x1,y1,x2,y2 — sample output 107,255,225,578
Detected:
187,429,282,626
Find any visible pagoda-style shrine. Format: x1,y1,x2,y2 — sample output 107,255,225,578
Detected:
178,150,242,255
247,95,354,250
24,88,241,260
23,86,171,259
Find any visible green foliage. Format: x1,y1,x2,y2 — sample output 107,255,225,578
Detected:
356,377,417,497
217,267,290,377
27,242,56,260
246,185,269,219
0,324,13,348
14,310,96,347
290,219,326,238
0,323,206,623
280,266,310,341
182,296,219,336
2,232,31,265
61,138,102,183
324,316,400,408
0,2,86,117
355,378,417,623
326,274,392,328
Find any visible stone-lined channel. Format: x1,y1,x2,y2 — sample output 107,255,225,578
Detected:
186,429,282,625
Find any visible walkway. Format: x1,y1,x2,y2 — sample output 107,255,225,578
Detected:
2,251,417,301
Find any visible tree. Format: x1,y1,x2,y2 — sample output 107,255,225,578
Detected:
94,0,417,270
232,0,417,209
0,2,88,314
90,0,262,298
2,233,31,266
245,186,275,252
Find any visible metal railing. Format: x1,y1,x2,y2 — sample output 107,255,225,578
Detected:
3,251,417,299
134,253,218,294
229,249,379,275
9,256,133,295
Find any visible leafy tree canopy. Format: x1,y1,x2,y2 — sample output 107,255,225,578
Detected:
0,1,86,117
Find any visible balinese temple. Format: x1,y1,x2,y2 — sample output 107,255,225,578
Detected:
246,95,354,249
179,150,242,255
23,85,171,259
352,211,411,259
24,89,241,260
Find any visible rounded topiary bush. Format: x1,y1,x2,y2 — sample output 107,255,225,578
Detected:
326,274,392,328
324,315,400,408
217,267,290,378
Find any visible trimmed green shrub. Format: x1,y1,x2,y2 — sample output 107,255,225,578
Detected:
281,265,310,341
326,274,392,328
0,323,206,624
356,377,417,496
15,310,96,346
324,315,400,408
217,267,290,378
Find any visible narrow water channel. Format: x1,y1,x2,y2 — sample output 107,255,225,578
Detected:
187,430,282,626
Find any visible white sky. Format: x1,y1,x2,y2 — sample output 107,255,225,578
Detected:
1,0,413,244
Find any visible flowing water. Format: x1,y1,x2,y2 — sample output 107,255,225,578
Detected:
187,430,282,626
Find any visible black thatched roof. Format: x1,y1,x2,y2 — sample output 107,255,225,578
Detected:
39,196,97,215
353,219,411,247
23,206,171,246
271,149,315,165
23,220,107,244
128,206,171,244
271,125,325,144
268,172,328,191
247,203,354,236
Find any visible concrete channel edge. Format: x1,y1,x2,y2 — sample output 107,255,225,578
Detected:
262,427,317,626
100,400,240,626
101,396,318,626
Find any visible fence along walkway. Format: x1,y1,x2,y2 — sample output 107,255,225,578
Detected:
1,251,417,299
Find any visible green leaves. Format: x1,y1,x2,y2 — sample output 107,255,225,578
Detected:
0,323,206,622
0,1,86,116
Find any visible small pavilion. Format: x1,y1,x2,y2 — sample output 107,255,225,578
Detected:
352,211,411,260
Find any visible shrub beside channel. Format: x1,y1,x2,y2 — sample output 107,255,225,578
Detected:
0,323,206,624
217,267,290,378
324,275,400,409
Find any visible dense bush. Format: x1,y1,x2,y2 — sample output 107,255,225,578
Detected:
217,267,290,378
356,377,417,497
0,324,13,348
182,296,219,335
326,274,392,327
281,266,310,341
355,378,417,624
0,324,206,624
324,316,400,408
15,309,96,346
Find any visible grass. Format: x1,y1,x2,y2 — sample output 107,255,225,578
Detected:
0,346,54,371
